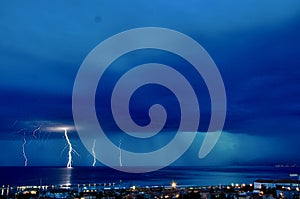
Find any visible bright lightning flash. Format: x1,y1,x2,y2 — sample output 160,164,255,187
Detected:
47,126,77,168
92,139,96,167
63,128,73,168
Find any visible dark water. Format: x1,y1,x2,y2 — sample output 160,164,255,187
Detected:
0,166,299,187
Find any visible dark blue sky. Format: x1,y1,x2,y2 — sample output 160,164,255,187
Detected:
0,1,300,167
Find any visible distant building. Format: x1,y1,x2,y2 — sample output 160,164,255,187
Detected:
254,179,300,190
44,189,71,199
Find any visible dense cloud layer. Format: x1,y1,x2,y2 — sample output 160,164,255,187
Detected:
0,0,299,166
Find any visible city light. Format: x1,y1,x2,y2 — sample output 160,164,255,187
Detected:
171,182,177,189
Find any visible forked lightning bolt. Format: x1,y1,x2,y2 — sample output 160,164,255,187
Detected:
92,139,96,167
64,128,73,168
45,126,79,168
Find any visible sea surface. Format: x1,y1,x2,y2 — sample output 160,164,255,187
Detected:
0,166,299,187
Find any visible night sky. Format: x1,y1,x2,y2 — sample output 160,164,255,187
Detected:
0,1,300,167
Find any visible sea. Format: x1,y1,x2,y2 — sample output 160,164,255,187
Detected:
0,166,299,187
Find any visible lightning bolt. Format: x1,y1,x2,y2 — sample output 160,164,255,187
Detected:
32,126,41,139
47,126,79,168
64,128,73,168
119,139,122,167
92,139,96,167
22,132,28,167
